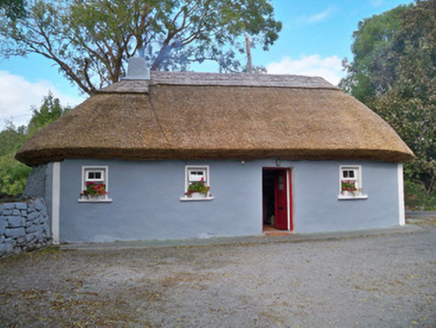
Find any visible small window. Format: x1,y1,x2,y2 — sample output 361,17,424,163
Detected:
338,165,368,200
180,166,214,201
79,166,111,202
86,169,104,182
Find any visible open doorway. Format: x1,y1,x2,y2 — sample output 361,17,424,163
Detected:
262,168,293,232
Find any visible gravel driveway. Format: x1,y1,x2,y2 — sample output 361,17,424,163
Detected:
1,223,435,327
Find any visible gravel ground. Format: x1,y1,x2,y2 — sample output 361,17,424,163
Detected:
0,222,435,327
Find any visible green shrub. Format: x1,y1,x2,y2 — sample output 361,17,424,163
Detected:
405,181,436,211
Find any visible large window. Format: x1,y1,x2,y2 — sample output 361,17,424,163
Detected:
180,165,214,201
338,165,368,200
78,166,111,202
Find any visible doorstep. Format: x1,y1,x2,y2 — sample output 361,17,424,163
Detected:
263,230,292,236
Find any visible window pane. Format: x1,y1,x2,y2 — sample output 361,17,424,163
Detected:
86,170,104,181
349,171,355,178
343,171,348,178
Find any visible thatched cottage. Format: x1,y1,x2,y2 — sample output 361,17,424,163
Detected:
16,58,413,244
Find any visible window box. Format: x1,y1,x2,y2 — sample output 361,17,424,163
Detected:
78,166,112,203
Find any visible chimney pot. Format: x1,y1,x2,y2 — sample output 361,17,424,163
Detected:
124,57,150,80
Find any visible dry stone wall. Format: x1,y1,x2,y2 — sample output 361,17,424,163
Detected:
0,198,51,257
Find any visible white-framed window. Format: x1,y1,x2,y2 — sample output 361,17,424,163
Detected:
338,165,368,200
78,166,112,202
180,165,214,201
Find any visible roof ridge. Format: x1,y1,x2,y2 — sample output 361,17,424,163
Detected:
152,71,338,89
100,71,338,93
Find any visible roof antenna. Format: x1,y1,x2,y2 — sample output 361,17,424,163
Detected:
245,34,253,74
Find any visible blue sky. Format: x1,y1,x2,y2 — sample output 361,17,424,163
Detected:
0,0,411,129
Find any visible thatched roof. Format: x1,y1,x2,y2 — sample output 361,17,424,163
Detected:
16,71,413,166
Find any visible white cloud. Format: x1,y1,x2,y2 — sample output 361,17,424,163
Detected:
296,6,334,25
266,55,346,86
0,71,83,130
308,6,333,23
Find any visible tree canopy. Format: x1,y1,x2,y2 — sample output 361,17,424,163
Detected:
339,4,409,104
27,93,70,134
340,0,436,194
0,0,26,20
0,0,282,95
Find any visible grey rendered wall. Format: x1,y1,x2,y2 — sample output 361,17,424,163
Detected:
23,164,48,199
58,159,400,243
59,160,262,243
45,163,54,229
23,163,53,224
289,161,400,233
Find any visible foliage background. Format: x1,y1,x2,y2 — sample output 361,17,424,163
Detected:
0,93,69,196
340,0,435,201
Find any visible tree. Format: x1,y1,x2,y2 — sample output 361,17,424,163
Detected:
340,0,436,194
0,123,26,157
0,0,282,95
0,93,70,196
0,122,30,195
339,4,409,104
0,0,26,20
27,92,70,134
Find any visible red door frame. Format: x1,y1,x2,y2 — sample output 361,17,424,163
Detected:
262,168,293,231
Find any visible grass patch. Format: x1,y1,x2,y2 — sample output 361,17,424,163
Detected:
405,181,436,211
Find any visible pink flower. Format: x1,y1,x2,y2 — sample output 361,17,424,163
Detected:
201,177,204,181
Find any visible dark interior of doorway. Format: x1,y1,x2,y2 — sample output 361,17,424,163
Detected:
262,169,286,232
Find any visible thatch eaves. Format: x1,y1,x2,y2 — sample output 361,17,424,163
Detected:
16,72,413,166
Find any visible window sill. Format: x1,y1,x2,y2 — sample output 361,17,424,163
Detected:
337,194,368,200
78,198,112,203
179,196,215,202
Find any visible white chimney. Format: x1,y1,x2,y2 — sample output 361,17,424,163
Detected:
123,57,150,80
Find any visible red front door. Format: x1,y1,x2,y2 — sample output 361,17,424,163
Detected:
274,170,288,230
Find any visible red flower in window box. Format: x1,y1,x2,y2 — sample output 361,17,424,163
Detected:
80,181,108,199
186,180,210,197
341,180,362,195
